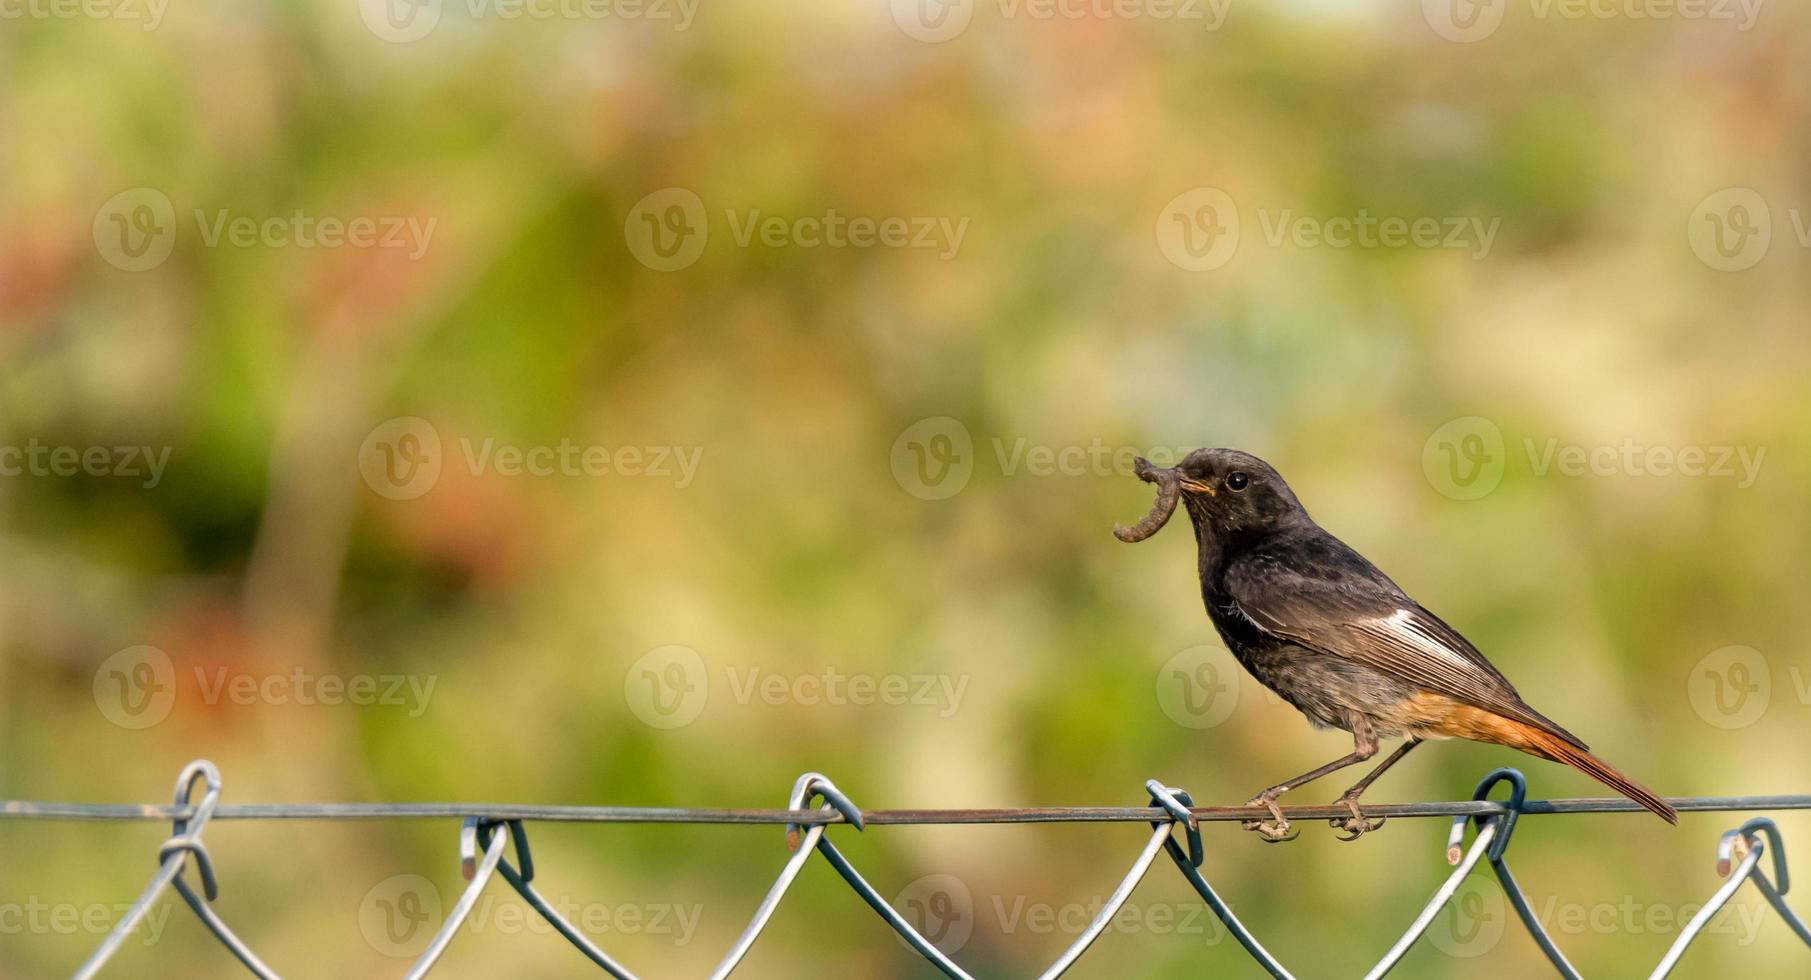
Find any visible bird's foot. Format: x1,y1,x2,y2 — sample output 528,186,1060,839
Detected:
1329,795,1384,841
1240,795,1299,843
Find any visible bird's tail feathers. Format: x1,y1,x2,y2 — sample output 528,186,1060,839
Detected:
1497,718,1679,824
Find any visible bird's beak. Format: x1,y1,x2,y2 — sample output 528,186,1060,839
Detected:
1132,457,1214,496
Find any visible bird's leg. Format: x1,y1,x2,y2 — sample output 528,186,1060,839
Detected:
1242,717,1378,843
1239,795,1298,843
1329,737,1422,841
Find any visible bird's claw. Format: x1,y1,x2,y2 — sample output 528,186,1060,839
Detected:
1240,796,1299,843
1329,796,1384,841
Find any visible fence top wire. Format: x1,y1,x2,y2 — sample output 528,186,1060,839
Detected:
5,794,1810,825
14,761,1810,980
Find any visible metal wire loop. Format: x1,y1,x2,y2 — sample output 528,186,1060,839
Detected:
1448,766,1526,864
40,760,1811,978
784,771,863,850
1144,780,1203,868
73,759,279,980
1720,816,1788,884
157,836,219,901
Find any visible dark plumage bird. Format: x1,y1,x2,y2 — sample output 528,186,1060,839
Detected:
1116,448,1677,840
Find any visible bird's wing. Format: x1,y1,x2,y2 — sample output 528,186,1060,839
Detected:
1222,546,1588,749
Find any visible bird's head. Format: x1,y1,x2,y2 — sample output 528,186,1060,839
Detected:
1172,448,1305,536
1114,448,1307,545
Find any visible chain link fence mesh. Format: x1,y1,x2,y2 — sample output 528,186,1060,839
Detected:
4,760,1804,979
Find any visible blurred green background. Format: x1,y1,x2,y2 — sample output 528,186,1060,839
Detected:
3,0,1810,976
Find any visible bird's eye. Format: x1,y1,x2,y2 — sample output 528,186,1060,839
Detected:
1226,472,1249,492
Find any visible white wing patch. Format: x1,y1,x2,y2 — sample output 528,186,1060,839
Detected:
1372,608,1474,671
1215,597,1273,635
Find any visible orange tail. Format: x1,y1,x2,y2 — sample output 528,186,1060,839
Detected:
1493,717,1679,824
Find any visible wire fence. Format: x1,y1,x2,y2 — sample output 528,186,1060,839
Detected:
4,759,1808,979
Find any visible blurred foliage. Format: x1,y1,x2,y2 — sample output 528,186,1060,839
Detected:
3,1,1811,977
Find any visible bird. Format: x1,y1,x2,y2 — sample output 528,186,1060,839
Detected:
1115,447,1677,841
